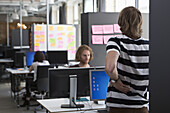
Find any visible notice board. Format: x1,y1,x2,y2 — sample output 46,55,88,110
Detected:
33,24,76,60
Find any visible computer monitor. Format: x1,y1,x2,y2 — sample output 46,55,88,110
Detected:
89,69,110,101
3,47,15,59
47,51,68,65
26,52,35,67
49,67,93,98
14,52,25,68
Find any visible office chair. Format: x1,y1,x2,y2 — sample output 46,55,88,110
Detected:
36,65,50,98
27,65,50,110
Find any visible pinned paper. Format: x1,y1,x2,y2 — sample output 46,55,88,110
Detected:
113,24,122,33
40,32,45,35
104,35,114,44
58,45,63,48
49,34,54,38
49,26,53,31
51,43,56,47
67,26,73,31
92,25,103,34
58,37,63,41
58,41,63,48
34,46,39,51
35,26,42,31
58,33,62,36
35,35,40,38
35,39,39,43
57,26,63,31
40,38,45,43
35,43,40,46
92,35,103,44
103,25,114,34
49,38,56,43
34,31,39,35
40,35,45,38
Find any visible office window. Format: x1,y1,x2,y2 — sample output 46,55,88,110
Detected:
106,0,135,12
74,3,79,24
139,0,149,13
84,0,97,13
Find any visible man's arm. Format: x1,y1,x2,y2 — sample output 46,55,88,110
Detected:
105,51,130,93
105,51,119,81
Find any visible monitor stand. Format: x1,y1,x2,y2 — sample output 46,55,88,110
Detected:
61,75,84,108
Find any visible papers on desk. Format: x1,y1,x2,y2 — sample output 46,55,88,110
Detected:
17,68,24,71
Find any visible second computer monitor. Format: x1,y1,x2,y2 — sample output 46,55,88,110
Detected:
14,51,25,68
26,52,35,67
47,51,68,65
89,69,110,101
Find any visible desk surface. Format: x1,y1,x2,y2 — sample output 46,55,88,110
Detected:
0,59,13,63
6,68,34,74
37,98,106,113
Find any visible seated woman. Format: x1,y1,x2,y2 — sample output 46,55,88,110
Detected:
21,51,50,107
70,45,93,67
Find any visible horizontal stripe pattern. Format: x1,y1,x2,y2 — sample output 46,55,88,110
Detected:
120,51,149,63
106,35,149,108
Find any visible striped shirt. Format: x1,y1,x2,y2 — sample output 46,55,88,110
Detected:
106,35,149,108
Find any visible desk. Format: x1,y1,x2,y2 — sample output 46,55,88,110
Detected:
0,59,13,63
6,68,34,107
6,68,32,75
37,98,106,113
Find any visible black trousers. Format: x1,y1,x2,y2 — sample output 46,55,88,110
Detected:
25,74,37,97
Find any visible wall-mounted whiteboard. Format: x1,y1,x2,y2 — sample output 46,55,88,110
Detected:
33,24,76,60
34,25,47,51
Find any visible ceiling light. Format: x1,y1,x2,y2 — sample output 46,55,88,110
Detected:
11,12,19,20
18,9,28,17
22,9,28,16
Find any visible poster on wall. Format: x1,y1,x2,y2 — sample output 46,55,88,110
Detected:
34,25,47,51
47,25,76,60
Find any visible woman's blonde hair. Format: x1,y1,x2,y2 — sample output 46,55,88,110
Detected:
118,6,143,39
75,45,93,62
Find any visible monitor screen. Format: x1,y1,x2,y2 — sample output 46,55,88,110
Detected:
26,52,35,66
47,51,68,65
49,67,99,99
89,69,110,101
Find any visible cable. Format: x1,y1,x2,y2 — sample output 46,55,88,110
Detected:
72,99,82,111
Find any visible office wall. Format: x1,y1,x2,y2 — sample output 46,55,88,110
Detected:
150,0,170,113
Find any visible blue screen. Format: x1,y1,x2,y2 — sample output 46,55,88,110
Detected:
26,52,35,66
90,70,110,100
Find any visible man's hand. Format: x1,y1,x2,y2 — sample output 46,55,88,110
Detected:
110,79,130,94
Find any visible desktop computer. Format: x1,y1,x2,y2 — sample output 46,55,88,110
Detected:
49,67,105,108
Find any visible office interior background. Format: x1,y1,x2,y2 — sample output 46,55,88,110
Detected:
0,0,149,47
3,0,168,113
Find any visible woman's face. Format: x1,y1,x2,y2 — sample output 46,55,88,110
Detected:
80,50,90,64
